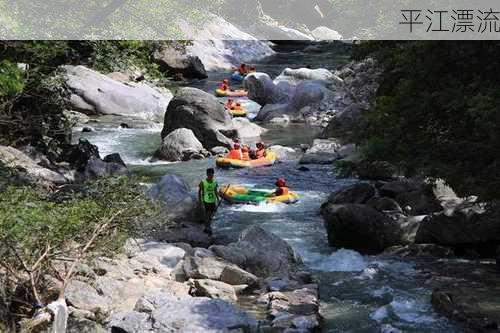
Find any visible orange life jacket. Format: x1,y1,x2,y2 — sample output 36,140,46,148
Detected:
227,149,242,160
241,151,250,161
256,148,266,159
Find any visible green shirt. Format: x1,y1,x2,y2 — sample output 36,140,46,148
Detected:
201,179,218,203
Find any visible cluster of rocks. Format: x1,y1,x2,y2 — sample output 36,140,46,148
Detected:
321,177,500,331
321,58,382,139
55,224,320,333
154,87,266,162
242,56,380,131
0,140,127,189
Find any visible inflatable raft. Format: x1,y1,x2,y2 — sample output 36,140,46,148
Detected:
216,151,276,168
220,185,299,204
226,106,247,117
215,88,248,97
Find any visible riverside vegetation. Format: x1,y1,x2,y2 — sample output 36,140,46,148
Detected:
1,40,499,332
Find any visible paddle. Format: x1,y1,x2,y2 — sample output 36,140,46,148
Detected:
209,184,230,222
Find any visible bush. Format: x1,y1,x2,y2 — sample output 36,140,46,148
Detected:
0,176,169,328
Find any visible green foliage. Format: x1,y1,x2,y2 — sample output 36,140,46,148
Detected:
0,60,25,97
351,41,500,200
0,176,168,323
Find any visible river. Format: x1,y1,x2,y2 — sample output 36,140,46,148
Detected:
74,43,466,332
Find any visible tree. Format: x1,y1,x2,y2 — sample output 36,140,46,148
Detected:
352,41,500,200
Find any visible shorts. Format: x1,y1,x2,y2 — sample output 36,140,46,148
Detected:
204,202,216,216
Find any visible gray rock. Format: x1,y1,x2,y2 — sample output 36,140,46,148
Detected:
231,117,267,142
153,44,207,80
211,146,229,156
0,145,67,185
83,157,128,179
209,244,248,267
379,179,424,198
415,205,500,255
326,183,376,204
220,265,259,286
268,145,299,162
151,296,258,332
311,26,343,40
108,311,151,333
395,190,442,215
274,67,338,85
184,14,275,70
193,279,237,301
103,153,126,167
367,197,403,213
159,222,211,248
234,226,303,278
65,280,109,315
243,72,293,106
148,174,198,222
299,139,341,165
183,248,233,280
154,128,209,162
321,203,405,253
161,87,233,149
67,317,105,333
61,65,172,122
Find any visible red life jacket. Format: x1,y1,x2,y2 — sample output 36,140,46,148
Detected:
227,149,242,160
276,187,289,196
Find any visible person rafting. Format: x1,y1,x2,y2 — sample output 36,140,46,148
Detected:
218,78,230,91
225,98,236,110
241,145,250,161
273,178,289,196
227,142,242,160
234,102,243,111
254,142,267,159
198,168,220,234
238,63,248,75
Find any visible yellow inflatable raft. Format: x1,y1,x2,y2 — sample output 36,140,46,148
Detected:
227,106,247,117
220,185,299,204
216,151,276,168
215,88,248,97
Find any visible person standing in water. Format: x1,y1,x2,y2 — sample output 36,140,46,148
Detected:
198,168,220,234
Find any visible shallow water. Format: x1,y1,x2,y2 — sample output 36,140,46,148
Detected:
74,44,461,332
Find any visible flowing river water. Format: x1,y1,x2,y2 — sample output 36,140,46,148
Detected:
72,43,483,332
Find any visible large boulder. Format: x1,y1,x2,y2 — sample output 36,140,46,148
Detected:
311,26,343,40
61,65,172,122
151,296,258,332
254,81,329,123
326,183,376,204
182,248,234,280
274,67,338,85
243,72,293,106
161,87,233,149
321,203,406,253
415,205,500,256
153,128,209,162
180,14,275,70
153,44,207,80
299,139,341,165
233,226,303,278
148,174,198,222
112,290,258,332
0,145,67,185
231,117,267,143
193,279,237,301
